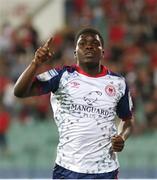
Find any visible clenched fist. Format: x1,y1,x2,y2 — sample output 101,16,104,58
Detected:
33,37,55,67
111,135,125,152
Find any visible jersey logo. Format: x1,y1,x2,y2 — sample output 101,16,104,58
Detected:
67,81,80,88
83,91,102,106
105,85,116,96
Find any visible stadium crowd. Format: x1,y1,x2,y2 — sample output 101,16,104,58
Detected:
0,0,157,152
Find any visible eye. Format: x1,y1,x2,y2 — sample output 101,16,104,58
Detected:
79,41,85,46
93,41,100,46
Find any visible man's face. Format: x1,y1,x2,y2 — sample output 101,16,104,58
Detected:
75,33,104,66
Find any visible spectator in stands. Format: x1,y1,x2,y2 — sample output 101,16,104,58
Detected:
0,103,10,155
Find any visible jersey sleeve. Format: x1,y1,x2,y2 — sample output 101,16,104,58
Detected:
34,68,64,94
116,82,133,120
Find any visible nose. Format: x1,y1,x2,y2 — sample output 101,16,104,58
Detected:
85,43,93,50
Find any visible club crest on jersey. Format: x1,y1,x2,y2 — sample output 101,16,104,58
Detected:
105,85,116,96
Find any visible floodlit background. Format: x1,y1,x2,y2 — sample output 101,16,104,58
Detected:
0,0,157,178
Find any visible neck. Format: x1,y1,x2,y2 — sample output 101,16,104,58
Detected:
77,62,101,76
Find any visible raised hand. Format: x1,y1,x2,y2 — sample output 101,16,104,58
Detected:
33,37,55,67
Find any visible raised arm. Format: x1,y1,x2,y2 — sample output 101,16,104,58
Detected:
14,38,54,98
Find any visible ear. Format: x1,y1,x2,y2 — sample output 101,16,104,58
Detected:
74,50,76,57
102,49,105,56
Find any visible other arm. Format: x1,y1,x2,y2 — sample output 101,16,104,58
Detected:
112,81,134,152
111,117,134,152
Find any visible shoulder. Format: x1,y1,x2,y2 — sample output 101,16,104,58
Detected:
36,65,76,82
106,69,127,92
107,69,124,79
107,69,125,82
62,65,77,73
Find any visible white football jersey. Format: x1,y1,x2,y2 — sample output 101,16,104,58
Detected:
36,65,133,173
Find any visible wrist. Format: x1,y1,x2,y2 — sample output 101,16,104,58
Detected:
31,59,40,69
119,134,126,141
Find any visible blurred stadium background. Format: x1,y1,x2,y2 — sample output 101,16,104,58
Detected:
0,0,157,178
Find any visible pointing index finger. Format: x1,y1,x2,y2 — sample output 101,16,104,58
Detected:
44,37,54,52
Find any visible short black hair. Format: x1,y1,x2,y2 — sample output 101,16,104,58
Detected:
75,27,104,47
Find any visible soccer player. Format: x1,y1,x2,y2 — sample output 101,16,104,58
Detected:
14,27,134,179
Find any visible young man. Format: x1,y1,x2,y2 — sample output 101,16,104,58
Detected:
14,27,133,179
